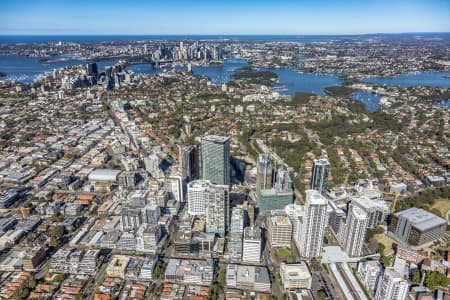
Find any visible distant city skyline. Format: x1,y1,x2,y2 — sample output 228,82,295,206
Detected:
0,0,449,35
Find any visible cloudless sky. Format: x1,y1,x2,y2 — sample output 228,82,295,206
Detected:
0,0,449,35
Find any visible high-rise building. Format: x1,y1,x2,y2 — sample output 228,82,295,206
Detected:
179,145,199,182
200,135,230,185
142,205,160,225
256,154,273,194
121,206,143,231
351,195,390,228
242,227,262,263
328,200,346,234
257,168,294,214
168,175,184,202
267,211,292,248
357,260,383,296
86,62,98,76
187,180,210,215
343,205,369,257
230,207,245,234
284,204,303,248
298,190,328,258
205,184,229,237
310,159,330,194
227,232,243,260
187,180,229,236
374,268,408,300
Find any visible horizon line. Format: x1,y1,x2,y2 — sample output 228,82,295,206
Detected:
1,31,450,36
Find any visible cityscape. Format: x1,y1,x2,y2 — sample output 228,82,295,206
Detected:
0,1,450,300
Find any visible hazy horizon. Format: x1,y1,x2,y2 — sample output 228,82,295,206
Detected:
1,0,449,35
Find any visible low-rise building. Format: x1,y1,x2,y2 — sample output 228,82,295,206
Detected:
225,264,271,292
280,262,312,290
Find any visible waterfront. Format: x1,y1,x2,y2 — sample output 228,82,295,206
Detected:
363,71,450,88
1,54,450,111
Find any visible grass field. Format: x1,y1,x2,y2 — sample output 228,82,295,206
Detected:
430,198,450,219
374,233,396,256
275,247,296,262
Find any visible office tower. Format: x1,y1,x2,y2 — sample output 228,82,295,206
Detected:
187,180,229,236
390,207,447,247
242,227,261,263
168,175,184,202
357,260,383,296
256,154,273,194
200,135,230,185
121,206,143,231
267,211,292,248
86,62,98,76
230,207,245,234
374,268,408,300
343,205,369,257
179,145,199,182
310,159,330,194
298,190,328,258
257,168,294,214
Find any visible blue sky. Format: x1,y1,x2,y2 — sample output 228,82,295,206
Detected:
0,0,449,35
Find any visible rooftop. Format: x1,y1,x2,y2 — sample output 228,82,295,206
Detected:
395,207,446,231
202,135,230,144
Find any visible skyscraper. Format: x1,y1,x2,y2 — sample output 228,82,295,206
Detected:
374,268,408,300
187,179,229,236
200,135,230,185
178,145,199,182
257,168,294,214
256,154,273,194
343,205,369,257
311,159,330,194
298,190,328,258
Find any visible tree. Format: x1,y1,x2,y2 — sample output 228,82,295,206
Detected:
412,270,421,284
317,290,327,300
50,225,64,239
381,256,391,267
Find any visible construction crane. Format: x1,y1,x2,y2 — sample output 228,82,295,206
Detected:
382,192,399,213
13,207,30,219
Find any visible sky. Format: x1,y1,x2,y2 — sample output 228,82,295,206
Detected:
0,0,449,35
